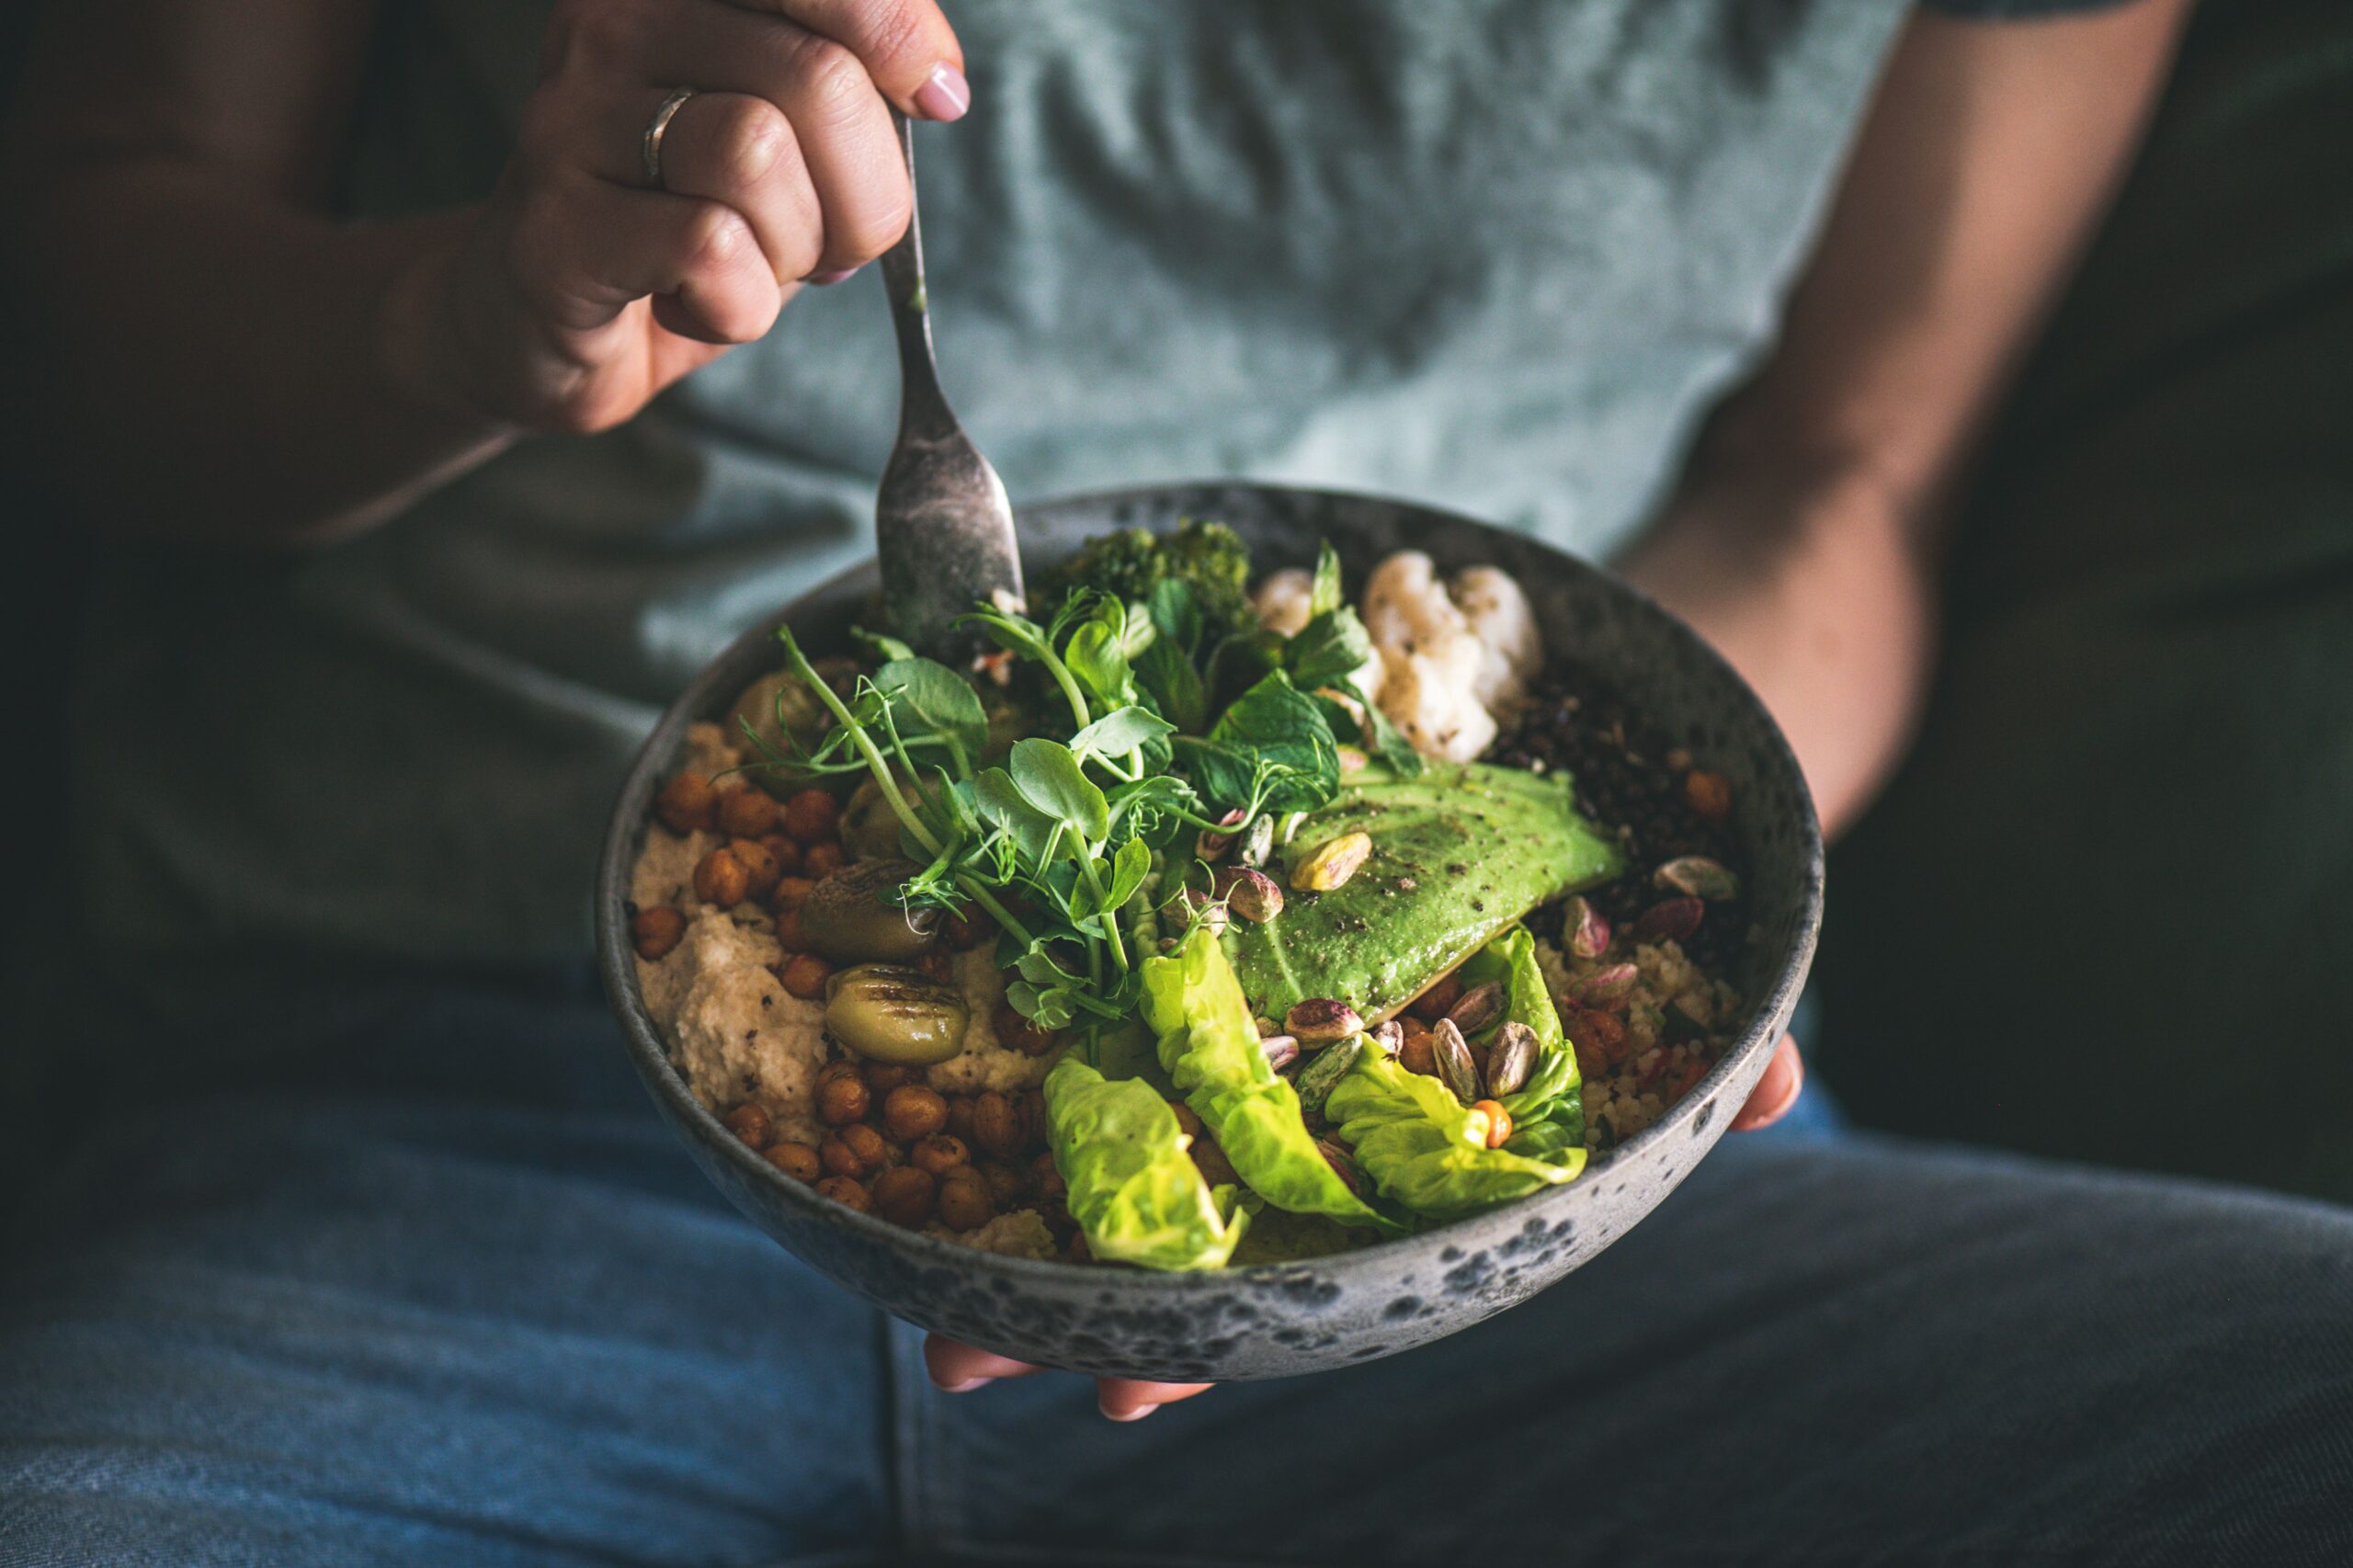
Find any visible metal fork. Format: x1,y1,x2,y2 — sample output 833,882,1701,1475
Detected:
872,109,1025,662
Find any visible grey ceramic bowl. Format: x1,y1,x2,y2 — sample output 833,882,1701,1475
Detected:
597,483,1821,1382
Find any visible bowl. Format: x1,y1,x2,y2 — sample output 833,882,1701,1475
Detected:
597,483,1822,1381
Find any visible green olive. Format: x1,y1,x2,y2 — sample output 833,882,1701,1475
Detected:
824,964,971,1064
728,667,838,801
801,858,940,963
839,775,945,862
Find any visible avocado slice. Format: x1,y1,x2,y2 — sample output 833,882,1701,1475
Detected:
1222,762,1623,1023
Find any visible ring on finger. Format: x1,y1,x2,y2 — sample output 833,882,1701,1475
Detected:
641,86,699,190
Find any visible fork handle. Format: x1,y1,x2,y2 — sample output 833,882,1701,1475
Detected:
877,111,959,443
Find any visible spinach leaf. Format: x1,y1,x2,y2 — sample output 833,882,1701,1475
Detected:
1136,638,1209,734
1174,671,1340,815
1284,607,1376,695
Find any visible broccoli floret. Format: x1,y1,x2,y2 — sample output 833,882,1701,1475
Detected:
1055,518,1255,644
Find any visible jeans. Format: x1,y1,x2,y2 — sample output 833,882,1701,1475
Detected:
3,980,2350,1566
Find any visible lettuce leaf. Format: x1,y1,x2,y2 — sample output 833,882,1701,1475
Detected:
1043,1055,1249,1270
1324,1053,1586,1219
1141,927,1393,1232
1451,926,1585,1156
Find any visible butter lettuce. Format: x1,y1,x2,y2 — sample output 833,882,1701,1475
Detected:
1324,1050,1586,1220
1044,1055,1249,1270
1452,926,1585,1157
1141,927,1392,1232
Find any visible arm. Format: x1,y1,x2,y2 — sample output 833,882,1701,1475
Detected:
1620,2,2193,837
1,0,971,551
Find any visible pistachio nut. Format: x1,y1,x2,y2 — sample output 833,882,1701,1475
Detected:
1316,1138,1371,1202
1287,997,1364,1043
1445,981,1506,1037
1370,1017,1405,1053
1178,887,1230,937
1236,813,1276,869
1655,856,1739,902
1574,962,1640,1007
1336,745,1370,778
1258,1033,1301,1074
1631,896,1705,943
1432,1017,1480,1105
1222,867,1285,924
1483,1020,1540,1097
1290,831,1373,893
1294,1033,1362,1119
1563,895,1612,960
823,963,971,1065
1195,807,1247,862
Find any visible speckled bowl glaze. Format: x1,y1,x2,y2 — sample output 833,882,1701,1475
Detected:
597,483,1822,1381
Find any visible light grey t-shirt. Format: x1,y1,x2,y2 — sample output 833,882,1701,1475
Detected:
72,1,1905,965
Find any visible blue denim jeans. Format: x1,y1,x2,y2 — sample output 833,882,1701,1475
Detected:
4,979,2350,1566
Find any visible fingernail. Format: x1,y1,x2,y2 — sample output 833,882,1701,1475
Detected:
939,1377,993,1393
807,267,860,286
914,62,971,122
1100,1400,1155,1423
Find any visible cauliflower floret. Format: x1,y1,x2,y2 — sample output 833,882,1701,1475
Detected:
1251,568,1317,637
1358,552,1544,763
1449,565,1542,713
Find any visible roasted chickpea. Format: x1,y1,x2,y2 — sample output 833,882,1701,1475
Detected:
842,1116,884,1167
1472,1099,1514,1150
716,787,779,839
1409,971,1463,1022
814,1175,872,1214
1169,1101,1207,1141
1066,1233,1093,1266
814,1072,870,1127
693,846,751,907
780,952,833,1001
773,905,809,952
758,835,802,876
936,1168,994,1232
654,772,717,835
882,1085,949,1142
975,1160,1026,1207
727,838,782,901
630,905,687,961
722,1103,772,1148
943,908,989,949
914,949,954,983
971,1091,1022,1159
772,875,817,910
1018,1089,1048,1149
1398,1027,1438,1078
864,1062,915,1095
783,787,841,846
870,1165,938,1227
1030,1152,1067,1203
994,1004,1058,1058
815,1059,862,1085
945,1095,976,1142
802,842,847,879
764,1142,821,1182
910,1133,970,1176
1191,1136,1239,1188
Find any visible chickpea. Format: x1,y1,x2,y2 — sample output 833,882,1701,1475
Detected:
1409,971,1464,1023
654,771,717,835
1018,1089,1048,1150
914,949,953,983
772,875,817,910
936,1168,995,1232
882,1084,949,1142
1030,1152,1067,1202
1472,1099,1514,1150
1191,1136,1239,1188
910,1133,970,1176
945,1095,976,1142
780,952,833,1001
728,838,783,901
764,1142,821,1182
802,842,847,879
722,1103,772,1148
630,905,687,961
758,835,803,876
1398,1033,1438,1077
815,1072,871,1127
839,1123,888,1170
870,1165,938,1228
971,1091,1022,1159
774,906,809,953
1169,1101,1207,1141
783,788,842,846
693,846,751,907
943,908,989,949
975,1160,1026,1207
815,1059,862,1085
1066,1233,1093,1266
814,1175,872,1214
994,1004,1058,1058
716,787,779,839
864,1062,915,1096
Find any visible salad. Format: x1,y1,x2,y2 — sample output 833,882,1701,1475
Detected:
626,523,1747,1268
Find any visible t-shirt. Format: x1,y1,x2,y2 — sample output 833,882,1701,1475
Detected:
66,0,2106,966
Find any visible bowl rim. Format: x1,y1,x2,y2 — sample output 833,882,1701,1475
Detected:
596,479,1824,1291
